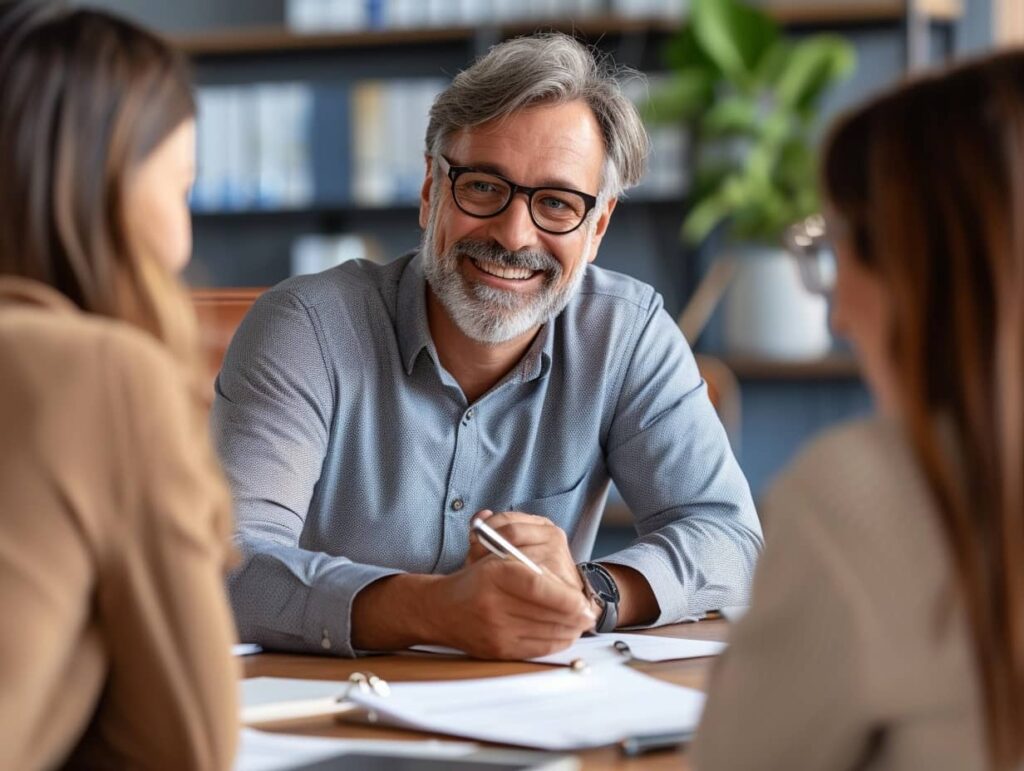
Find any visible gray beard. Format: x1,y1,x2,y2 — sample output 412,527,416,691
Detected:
420,204,591,345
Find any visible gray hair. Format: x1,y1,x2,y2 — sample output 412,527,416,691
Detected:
425,32,649,198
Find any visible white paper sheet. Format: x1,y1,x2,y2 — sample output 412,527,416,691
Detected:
234,727,478,771
412,631,725,666
347,665,705,751
242,677,345,709
233,643,263,657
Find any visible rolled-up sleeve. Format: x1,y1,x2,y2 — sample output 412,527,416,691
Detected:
602,294,762,622
212,289,401,657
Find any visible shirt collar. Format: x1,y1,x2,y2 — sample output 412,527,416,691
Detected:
396,251,553,384
396,251,436,376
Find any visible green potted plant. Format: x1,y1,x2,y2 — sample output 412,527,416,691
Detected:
648,0,855,359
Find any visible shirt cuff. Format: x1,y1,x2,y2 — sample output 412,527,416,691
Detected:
302,562,405,657
599,543,692,627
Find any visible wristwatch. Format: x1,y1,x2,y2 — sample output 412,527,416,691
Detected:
577,562,620,633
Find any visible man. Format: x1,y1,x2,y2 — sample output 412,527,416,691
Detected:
214,33,762,659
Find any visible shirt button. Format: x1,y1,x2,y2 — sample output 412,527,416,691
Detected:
465,409,474,420
451,498,464,511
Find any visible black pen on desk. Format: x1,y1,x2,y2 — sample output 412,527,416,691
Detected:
619,728,695,756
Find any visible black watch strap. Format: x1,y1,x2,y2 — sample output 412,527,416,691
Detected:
578,562,620,633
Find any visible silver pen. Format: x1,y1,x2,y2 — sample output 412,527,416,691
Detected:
471,517,544,574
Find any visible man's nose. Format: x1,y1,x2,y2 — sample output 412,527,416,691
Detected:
486,192,540,254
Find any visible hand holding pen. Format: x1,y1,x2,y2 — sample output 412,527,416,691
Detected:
468,509,590,598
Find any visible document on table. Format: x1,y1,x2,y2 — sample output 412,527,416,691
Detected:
412,631,725,666
234,727,479,771
242,665,706,751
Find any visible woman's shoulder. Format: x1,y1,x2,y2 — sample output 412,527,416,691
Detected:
1,305,184,411
767,417,928,514
762,416,945,592
783,413,911,474
2,301,177,377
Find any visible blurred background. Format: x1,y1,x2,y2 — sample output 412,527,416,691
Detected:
72,0,1020,548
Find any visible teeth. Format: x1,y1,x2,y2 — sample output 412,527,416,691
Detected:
473,259,535,280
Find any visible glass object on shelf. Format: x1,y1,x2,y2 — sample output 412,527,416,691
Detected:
623,73,690,201
291,233,382,276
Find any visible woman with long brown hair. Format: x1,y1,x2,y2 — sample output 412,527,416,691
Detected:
693,50,1024,770
0,3,237,768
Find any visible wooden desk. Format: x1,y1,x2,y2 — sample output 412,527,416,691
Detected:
243,620,729,770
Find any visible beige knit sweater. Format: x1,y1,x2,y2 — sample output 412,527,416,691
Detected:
693,417,986,771
0,277,239,770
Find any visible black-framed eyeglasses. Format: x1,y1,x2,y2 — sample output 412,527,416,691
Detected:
783,213,837,295
438,155,597,235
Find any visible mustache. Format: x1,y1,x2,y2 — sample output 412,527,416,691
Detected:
452,239,561,275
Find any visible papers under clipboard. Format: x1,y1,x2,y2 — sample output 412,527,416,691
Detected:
241,663,705,751
411,631,726,667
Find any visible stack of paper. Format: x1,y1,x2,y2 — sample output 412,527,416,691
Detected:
242,665,706,751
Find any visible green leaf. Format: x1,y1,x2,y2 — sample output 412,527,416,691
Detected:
691,161,736,199
774,35,856,112
754,40,792,88
692,0,779,86
643,70,716,124
682,189,734,244
700,95,759,137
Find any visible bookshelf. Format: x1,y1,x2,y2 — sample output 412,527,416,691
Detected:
168,0,969,496
174,3,963,56
178,5,960,364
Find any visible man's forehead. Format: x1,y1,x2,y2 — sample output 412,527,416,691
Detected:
446,101,605,190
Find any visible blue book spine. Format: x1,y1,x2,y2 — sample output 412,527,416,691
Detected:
311,83,351,207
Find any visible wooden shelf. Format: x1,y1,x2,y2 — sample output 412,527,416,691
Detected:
175,3,963,57
767,0,962,25
721,354,861,380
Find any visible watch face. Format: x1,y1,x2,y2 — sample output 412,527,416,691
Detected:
583,563,620,604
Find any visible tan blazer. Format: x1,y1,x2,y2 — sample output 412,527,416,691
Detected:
0,278,239,770
693,418,985,771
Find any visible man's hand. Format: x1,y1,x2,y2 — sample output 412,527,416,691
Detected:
427,555,595,660
467,510,585,593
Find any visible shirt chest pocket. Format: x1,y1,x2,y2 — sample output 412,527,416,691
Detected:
508,474,588,529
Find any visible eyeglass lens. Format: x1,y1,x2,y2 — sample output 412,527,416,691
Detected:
784,214,837,295
452,171,588,233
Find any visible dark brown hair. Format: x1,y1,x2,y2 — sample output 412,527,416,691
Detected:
824,51,1024,769
0,2,197,361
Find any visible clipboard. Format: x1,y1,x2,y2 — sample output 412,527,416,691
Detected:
242,672,390,726
242,659,706,752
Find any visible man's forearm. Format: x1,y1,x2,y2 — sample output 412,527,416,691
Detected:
350,573,445,651
603,563,659,627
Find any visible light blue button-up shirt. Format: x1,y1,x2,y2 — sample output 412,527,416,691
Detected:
213,252,762,656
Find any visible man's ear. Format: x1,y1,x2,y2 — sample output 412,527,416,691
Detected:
419,155,433,229
587,197,618,263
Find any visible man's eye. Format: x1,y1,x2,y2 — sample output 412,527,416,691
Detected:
471,180,498,193
540,197,567,210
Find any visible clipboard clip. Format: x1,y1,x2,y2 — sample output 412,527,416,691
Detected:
340,671,390,724
344,671,391,699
